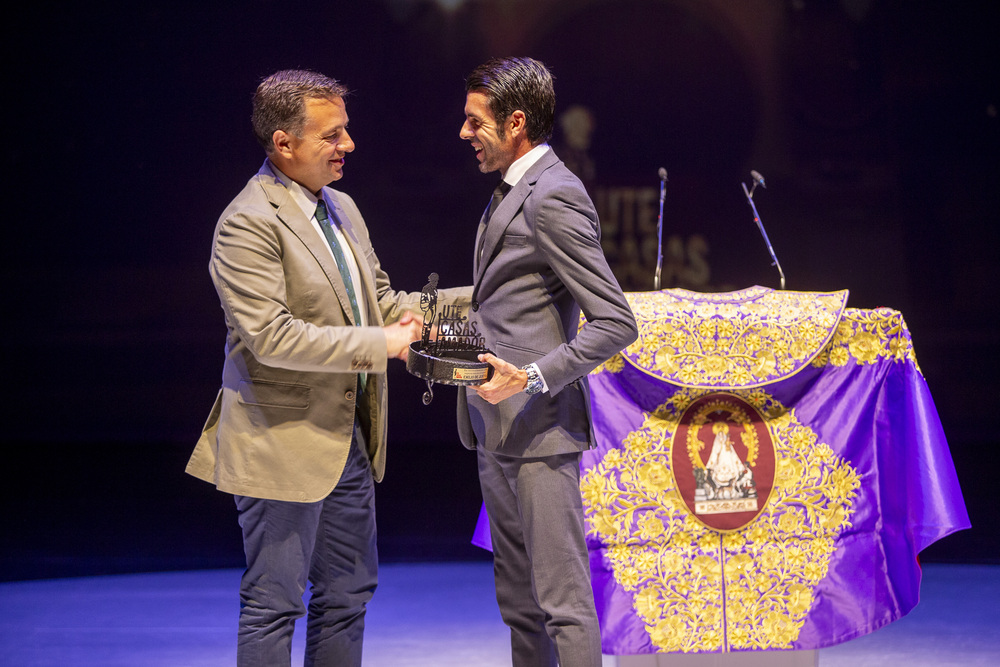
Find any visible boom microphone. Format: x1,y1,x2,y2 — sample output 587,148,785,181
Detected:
741,170,785,290
654,167,668,290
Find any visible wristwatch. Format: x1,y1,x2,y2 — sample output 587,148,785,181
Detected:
522,364,544,395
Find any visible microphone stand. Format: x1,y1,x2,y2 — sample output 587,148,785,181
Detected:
741,175,785,290
654,168,667,290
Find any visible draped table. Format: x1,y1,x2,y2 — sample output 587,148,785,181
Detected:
473,286,969,660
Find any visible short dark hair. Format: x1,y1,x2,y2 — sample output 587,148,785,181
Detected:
465,57,555,144
251,69,349,153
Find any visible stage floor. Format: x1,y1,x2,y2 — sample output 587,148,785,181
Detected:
1,562,997,666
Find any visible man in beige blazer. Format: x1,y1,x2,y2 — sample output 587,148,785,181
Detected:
186,70,425,667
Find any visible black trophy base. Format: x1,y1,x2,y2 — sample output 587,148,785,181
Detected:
406,342,494,387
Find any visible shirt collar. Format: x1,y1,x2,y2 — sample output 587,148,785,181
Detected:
502,143,550,188
266,159,324,221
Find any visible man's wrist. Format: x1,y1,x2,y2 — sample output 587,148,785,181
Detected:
522,363,544,395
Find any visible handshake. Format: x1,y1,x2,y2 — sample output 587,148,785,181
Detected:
383,311,423,361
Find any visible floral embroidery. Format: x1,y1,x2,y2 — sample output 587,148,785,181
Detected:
581,388,861,652
619,288,849,387
589,289,921,380
815,307,920,372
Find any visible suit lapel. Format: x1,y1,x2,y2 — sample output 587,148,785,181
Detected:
472,204,490,277
473,148,560,287
475,185,523,283
327,193,380,325
258,166,360,325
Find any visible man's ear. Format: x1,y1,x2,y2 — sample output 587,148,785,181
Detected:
271,129,294,159
508,110,527,138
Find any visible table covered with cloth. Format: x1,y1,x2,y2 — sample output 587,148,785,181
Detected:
472,286,969,655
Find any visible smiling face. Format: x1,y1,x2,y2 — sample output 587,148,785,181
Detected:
276,96,355,194
460,90,519,175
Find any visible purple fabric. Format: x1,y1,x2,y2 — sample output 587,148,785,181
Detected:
580,298,969,653
471,502,491,551
472,291,969,653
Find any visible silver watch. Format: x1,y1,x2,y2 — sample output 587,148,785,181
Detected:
522,364,544,395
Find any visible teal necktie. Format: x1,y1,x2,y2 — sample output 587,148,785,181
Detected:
316,200,366,394
315,200,362,326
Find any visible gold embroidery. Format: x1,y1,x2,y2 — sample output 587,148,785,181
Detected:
619,288,849,387
581,388,861,652
592,351,626,375
812,307,920,373
588,291,921,379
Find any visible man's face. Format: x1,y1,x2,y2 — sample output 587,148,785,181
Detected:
284,96,355,194
460,90,517,175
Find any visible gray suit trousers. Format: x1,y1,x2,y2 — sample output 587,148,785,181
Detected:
478,447,603,667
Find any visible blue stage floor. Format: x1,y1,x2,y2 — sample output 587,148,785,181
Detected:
1,563,997,666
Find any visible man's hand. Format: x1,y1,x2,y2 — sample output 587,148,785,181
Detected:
470,353,528,404
384,311,423,361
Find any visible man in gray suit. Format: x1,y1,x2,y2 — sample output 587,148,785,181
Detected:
457,58,638,667
187,70,426,667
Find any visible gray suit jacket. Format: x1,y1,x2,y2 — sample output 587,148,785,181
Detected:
187,161,422,502
457,148,638,457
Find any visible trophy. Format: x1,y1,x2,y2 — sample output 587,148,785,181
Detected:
406,273,494,404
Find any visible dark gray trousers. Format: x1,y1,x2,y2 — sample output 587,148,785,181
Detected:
478,447,603,667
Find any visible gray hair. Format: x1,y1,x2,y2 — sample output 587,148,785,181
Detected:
251,69,349,153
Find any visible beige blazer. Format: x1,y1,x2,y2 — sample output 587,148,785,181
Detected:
186,161,423,502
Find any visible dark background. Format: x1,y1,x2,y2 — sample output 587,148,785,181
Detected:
2,0,996,581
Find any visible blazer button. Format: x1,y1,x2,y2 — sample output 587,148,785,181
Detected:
345,390,356,402
471,301,479,312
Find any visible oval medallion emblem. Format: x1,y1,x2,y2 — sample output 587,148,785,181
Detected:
670,392,775,531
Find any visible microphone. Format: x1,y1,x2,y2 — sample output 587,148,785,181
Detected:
654,168,667,290
741,169,785,290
